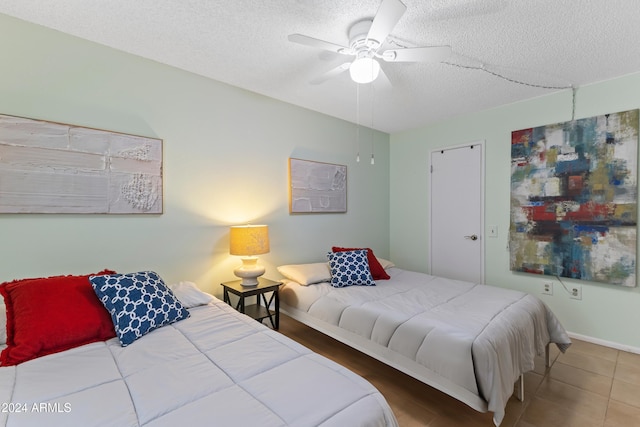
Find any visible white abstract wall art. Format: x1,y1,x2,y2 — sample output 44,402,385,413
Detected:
288,158,347,213
0,114,162,214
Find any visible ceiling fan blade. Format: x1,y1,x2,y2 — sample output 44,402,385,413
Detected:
310,62,352,84
382,46,452,63
366,0,407,45
288,34,350,54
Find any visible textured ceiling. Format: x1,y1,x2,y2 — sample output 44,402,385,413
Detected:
1,0,639,133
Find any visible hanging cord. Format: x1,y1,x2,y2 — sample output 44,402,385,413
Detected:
441,60,578,121
442,61,573,90
386,37,575,90
556,275,576,296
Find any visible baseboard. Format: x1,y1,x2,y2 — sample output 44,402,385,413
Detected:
567,331,640,355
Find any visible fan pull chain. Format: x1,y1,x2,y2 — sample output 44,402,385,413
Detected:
370,82,375,165
571,86,578,121
356,83,361,162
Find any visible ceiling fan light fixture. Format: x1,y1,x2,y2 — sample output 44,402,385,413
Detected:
349,57,380,84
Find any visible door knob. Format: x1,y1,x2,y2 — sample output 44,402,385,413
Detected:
464,234,478,241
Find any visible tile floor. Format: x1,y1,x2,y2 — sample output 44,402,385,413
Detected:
507,338,640,427
278,314,640,426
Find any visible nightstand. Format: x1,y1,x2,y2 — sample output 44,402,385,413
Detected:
221,277,282,330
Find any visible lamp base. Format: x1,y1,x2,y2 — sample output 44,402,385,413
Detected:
233,257,265,287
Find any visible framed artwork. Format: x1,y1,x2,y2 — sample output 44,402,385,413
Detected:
510,109,638,287
288,158,347,213
0,114,162,214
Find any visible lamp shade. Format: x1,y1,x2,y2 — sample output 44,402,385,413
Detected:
229,225,270,256
349,57,380,84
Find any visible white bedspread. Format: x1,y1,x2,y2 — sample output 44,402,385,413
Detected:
280,268,571,426
0,297,398,427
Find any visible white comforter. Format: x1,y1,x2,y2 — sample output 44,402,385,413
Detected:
0,297,398,427
280,268,571,426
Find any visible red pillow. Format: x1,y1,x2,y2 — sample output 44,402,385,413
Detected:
0,270,117,366
332,247,390,280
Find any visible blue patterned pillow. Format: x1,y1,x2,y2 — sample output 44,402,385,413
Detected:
90,271,190,346
327,249,375,288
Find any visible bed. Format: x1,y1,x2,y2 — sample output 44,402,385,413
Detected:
277,250,572,426
0,270,398,427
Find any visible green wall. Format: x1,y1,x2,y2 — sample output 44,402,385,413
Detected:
3,12,639,352
0,14,390,296
391,72,640,351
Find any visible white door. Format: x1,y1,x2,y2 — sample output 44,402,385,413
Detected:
429,142,484,283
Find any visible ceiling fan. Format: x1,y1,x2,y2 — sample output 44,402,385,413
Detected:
288,0,452,85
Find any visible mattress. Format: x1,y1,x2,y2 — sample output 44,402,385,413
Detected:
279,267,571,426
0,297,398,427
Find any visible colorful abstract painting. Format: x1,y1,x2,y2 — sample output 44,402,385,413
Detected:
510,109,638,287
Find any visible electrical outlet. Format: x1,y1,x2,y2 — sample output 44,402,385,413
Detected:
569,285,582,300
542,281,553,295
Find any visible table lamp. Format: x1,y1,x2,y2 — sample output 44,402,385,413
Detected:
229,224,270,286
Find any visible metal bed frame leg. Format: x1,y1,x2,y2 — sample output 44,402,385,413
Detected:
517,374,525,401
545,343,551,367
517,343,552,402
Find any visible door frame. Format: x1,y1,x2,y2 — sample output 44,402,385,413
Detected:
428,140,486,284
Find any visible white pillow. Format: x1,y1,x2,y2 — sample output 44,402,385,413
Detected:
377,257,395,270
277,263,331,286
169,281,214,308
1,300,6,345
